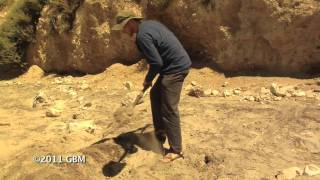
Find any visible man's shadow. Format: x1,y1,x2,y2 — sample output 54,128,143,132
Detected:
91,124,163,177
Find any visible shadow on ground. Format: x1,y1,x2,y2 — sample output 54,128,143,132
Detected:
91,124,163,177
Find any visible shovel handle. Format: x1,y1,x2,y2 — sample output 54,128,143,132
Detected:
132,86,151,106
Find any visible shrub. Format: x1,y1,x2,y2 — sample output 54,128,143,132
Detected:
0,0,46,67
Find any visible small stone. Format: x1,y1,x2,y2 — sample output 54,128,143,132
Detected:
77,97,84,103
80,83,89,90
54,77,63,84
233,89,241,95
191,81,197,86
68,90,77,97
222,82,229,87
223,90,231,97
282,86,295,94
304,164,320,176
123,81,133,90
46,108,62,117
292,91,306,97
46,100,65,117
270,83,286,97
211,90,220,97
204,89,212,97
274,97,282,101
285,93,292,97
16,81,23,85
276,167,303,180
33,92,46,108
245,96,255,102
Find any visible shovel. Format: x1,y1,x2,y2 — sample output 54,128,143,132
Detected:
131,86,150,107
113,86,151,122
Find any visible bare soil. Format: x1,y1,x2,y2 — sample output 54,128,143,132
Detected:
0,63,320,179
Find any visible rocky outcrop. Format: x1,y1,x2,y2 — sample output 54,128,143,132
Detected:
27,0,320,74
27,0,142,73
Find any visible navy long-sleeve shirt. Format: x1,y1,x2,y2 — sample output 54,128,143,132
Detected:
136,20,192,82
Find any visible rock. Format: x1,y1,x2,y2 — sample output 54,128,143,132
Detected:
304,164,320,176
123,81,133,90
67,120,96,134
223,90,231,97
79,83,89,90
275,167,303,180
45,100,65,117
204,89,212,97
233,89,241,95
274,97,282,101
292,91,306,97
68,89,77,97
16,81,23,86
77,96,84,103
53,77,63,84
222,82,229,87
270,83,286,97
33,91,46,108
211,90,220,97
191,81,197,86
188,87,205,98
285,93,292,97
244,96,255,102
281,86,295,94
46,108,62,117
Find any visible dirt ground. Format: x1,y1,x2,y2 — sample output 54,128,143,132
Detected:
0,63,320,180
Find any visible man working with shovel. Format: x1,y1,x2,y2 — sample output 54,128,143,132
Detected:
112,11,191,162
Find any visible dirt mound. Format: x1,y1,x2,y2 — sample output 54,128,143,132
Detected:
19,65,45,82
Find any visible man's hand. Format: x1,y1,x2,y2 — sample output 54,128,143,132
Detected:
143,81,152,91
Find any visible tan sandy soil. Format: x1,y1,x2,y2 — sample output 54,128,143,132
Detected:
0,63,320,179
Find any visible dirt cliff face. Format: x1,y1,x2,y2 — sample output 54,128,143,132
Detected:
27,0,320,74
27,0,142,73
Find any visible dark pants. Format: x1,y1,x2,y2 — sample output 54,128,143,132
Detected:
150,69,189,153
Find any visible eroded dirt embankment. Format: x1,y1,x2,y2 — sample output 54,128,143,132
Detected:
27,0,320,74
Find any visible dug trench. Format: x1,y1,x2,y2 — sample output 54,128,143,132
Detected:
0,62,320,179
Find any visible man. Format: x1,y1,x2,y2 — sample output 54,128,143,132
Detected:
112,11,191,162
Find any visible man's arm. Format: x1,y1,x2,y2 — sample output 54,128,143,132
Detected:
136,35,163,83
